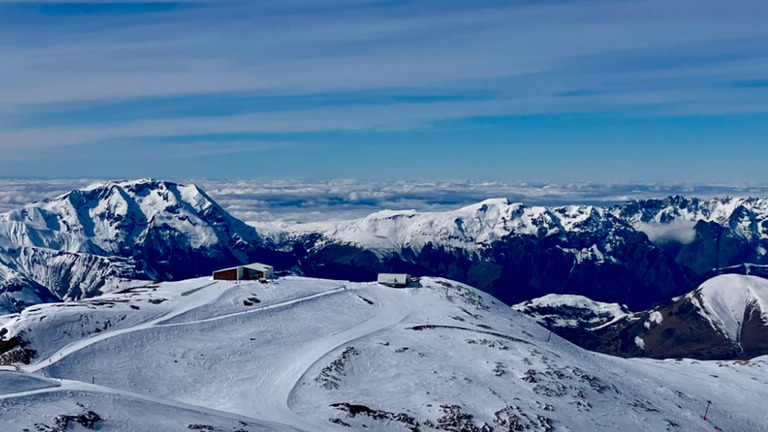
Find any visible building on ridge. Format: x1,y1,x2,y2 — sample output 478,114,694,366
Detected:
213,263,274,281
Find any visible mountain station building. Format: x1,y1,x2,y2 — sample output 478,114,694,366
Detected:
377,273,412,288
213,263,275,281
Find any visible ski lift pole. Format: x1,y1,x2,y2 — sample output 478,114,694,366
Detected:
703,400,712,420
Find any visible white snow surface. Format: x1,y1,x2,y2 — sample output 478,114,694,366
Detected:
634,336,646,350
515,293,629,315
691,274,768,342
1,276,766,431
513,294,631,330
255,199,605,254
644,310,664,330
648,311,663,325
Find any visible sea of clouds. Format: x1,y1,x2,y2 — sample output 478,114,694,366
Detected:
3,179,768,225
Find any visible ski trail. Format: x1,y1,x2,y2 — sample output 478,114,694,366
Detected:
249,290,410,431
13,282,407,431
155,286,349,327
23,280,225,373
0,377,299,431
24,283,348,373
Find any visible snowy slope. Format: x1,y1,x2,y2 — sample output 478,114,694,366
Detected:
0,247,141,302
1,276,766,431
689,274,768,342
0,178,260,256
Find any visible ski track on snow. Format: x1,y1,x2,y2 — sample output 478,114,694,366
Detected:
23,282,347,374
249,289,410,431
4,279,409,431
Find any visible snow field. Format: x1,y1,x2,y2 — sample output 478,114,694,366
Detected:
0,276,766,431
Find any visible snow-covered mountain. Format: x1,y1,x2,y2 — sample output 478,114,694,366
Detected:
613,196,768,274
271,199,629,253
267,198,691,310
516,274,768,360
260,195,768,311
614,195,768,233
0,247,142,302
0,179,281,312
1,275,767,431
0,178,266,266
5,179,768,346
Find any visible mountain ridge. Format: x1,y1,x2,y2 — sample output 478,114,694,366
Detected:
3,179,768,319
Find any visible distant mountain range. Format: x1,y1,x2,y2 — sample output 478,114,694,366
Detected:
2,179,768,359
271,199,691,310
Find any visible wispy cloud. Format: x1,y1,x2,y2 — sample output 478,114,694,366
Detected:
634,220,698,244
1,0,768,176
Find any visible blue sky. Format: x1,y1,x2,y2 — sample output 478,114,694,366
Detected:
1,0,768,181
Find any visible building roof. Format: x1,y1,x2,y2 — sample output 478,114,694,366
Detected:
213,262,272,272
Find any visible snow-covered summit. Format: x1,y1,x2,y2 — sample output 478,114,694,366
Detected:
688,274,768,342
0,179,270,309
0,178,259,255
279,198,611,254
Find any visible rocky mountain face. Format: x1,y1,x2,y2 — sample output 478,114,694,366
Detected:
284,200,693,310
0,179,288,312
283,196,768,309
612,196,768,275
516,274,768,360
0,262,57,313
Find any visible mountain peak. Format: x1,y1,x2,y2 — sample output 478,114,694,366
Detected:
691,274,768,342
475,197,513,208
0,179,269,307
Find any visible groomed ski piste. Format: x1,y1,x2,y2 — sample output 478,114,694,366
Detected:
1,276,767,431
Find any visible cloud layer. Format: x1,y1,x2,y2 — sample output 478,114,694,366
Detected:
3,178,768,224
